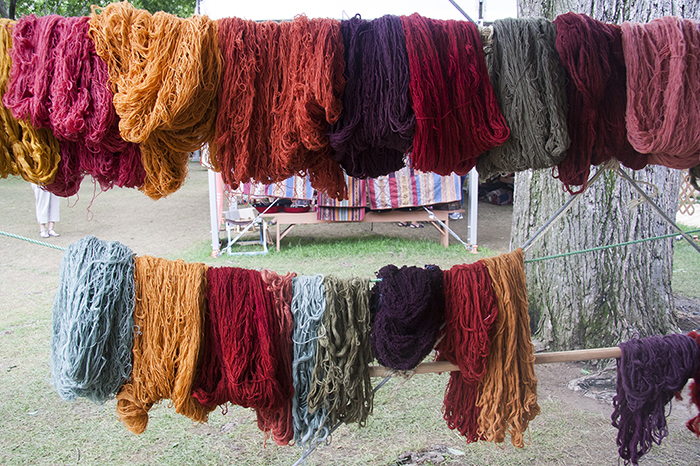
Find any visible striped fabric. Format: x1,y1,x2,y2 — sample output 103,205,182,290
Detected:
317,175,366,221
228,176,314,200
368,167,462,210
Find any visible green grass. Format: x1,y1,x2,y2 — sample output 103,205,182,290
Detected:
672,223,700,299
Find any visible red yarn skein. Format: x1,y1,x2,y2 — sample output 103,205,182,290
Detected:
687,331,700,436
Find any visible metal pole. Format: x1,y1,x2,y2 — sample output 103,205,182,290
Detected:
447,0,477,23
422,206,472,251
467,167,479,248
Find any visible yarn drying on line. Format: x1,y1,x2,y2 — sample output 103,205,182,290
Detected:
686,331,700,436
50,236,134,404
622,17,700,170
328,14,414,179
611,333,700,465
477,17,570,179
400,13,509,176
370,264,445,371
89,2,220,199
116,256,213,435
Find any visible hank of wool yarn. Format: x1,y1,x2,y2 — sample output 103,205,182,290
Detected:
477,17,570,178
370,264,445,371
400,13,509,176
192,267,291,413
553,12,645,193
622,17,700,169
291,275,330,447
0,19,60,185
116,256,213,435
328,14,414,178
50,236,134,404
437,261,498,442
307,276,373,426
612,334,700,465
687,331,700,436
90,3,220,199
690,164,700,192
477,249,540,447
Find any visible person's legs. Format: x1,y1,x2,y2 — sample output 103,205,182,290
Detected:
32,184,51,236
47,193,60,236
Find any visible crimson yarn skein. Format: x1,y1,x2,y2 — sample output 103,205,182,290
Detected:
686,331,700,436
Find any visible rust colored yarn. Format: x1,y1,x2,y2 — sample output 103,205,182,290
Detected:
90,3,220,199
554,13,645,193
436,261,498,442
116,256,212,435
192,267,290,415
687,331,700,436
255,269,297,446
477,249,540,447
622,17,700,169
0,19,60,184
215,16,347,199
400,13,509,176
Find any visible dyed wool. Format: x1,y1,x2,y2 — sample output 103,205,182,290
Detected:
370,264,445,371
477,249,540,447
400,13,509,176
192,267,290,414
215,16,347,199
4,15,143,197
291,275,330,447
256,270,297,446
436,261,498,442
90,3,220,199
554,13,645,193
328,15,414,178
307,276,373,426
622,17,700,169
50,236,134,404
477,18,570,178
0,19,60,184
116,256,212,435
687,331,700,436
612,334,700,465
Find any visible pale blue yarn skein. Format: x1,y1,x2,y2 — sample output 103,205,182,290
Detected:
291,274,330,448
50,235,135,404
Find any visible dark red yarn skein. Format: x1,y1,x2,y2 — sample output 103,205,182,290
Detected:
686,331,700,436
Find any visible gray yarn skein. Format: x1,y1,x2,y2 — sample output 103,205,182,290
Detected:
291,275,330,448
477,17,570,178
50,235,135,404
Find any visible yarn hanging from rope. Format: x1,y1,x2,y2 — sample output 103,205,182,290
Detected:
477,248,540,447
400,13,509,176
436,261,498,442
370,264,445,371
553,12,645,193
307,276,374,426
0,19,60,185
4,14,143,197
89,3,220,199
192,267,291,414
611,334,699,465
477,17,570,179
215,16,347,199
622,17,700,170
290,275,330,447
116,256,213,435
687,331,700,436
50,236,134,404
255,269,297,446
328,14,413,178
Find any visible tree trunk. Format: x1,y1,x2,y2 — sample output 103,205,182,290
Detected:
513,0,693,350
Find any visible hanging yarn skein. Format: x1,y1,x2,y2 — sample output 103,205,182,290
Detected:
622,17,700,170
192,267,291,414
90,3,220,199
50,236,134,404
436,261,498,442
477,17,570,179
477,249,540,447
116,256,213,435
687,331,700,436
370,264,445,371
307,276,374,426
612,334,700,465
328,15,414,178
0,19,60,184
291,275,330,448
553,12,645,193
400,13,509,176
215,16,347,199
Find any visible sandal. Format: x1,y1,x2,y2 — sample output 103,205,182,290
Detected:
397,222,407,227
409,223,424,228
48,229,60,237
39,230,49,238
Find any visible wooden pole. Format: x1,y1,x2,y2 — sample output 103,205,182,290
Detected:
368,346,622,378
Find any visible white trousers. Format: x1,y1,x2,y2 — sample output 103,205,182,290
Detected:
32,184,60,225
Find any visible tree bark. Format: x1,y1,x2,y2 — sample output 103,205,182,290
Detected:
513,0,693,350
